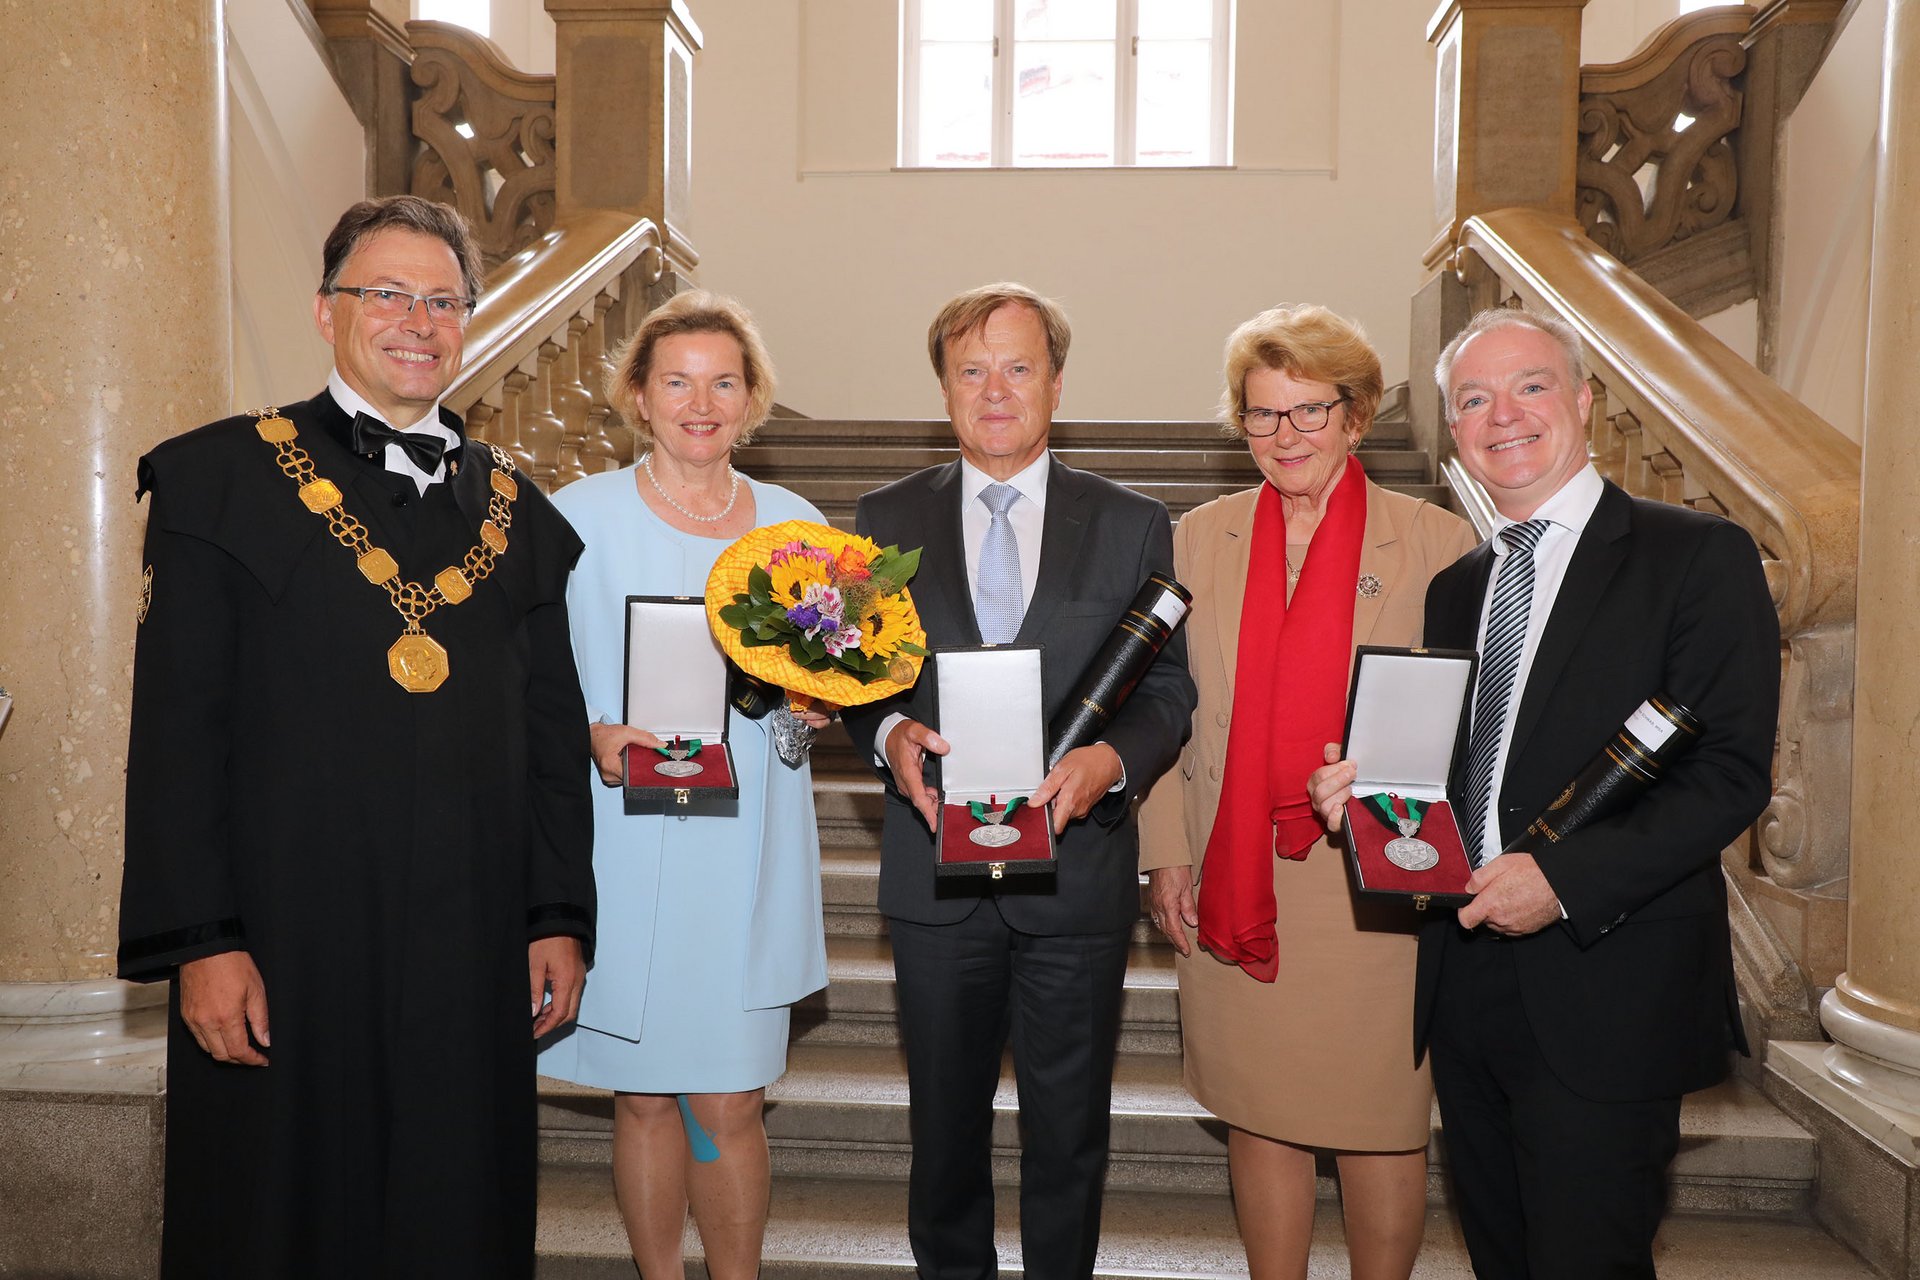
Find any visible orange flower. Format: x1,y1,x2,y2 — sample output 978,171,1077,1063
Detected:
833,543,874,583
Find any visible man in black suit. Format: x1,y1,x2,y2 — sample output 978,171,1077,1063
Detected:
1320,307,1777,1278
841,283,1196,1279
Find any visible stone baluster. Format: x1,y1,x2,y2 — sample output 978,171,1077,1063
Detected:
552,314,595,490
518,344,567,489
579,292,627,474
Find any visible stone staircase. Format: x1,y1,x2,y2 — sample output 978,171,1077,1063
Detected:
731,400,1444,531
533,412,1868,1277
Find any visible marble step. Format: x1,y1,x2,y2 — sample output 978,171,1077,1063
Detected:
739,444,1429,488
539,1043,1816,1214
819,844,1164,945
785,935,1182,1055
537,1167,1864,1280
746,416,1415,450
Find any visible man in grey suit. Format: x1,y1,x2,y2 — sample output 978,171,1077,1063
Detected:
841,283,1196,1280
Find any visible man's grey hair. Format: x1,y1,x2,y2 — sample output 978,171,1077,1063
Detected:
1434,308,1588,423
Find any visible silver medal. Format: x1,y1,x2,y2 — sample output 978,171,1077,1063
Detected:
1384,836,1440,872
968,823,1021,849
653,759,702,778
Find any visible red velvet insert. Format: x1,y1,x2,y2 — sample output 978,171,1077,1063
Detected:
1342,797,1472,898
938,801,1053,865
623,744,737,793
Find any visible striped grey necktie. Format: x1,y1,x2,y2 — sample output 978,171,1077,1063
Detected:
1458,519,1552,866
974,483,1024,644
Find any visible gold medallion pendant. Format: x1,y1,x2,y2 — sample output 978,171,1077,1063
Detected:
388,630,451,693
251,407,521,696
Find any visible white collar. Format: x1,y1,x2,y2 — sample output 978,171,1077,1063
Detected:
326,370,456,443
959,450,1052,509
1490,463,1604,550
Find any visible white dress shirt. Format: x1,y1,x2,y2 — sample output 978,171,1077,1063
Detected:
957,451,1051,615
327,370,458,496
875,450,1121,791
1468,463,1606,866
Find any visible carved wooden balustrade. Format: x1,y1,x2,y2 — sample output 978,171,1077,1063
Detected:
1576,6,1751,268
407,20,557,267
443,209,669,491
1448,208,1861,1043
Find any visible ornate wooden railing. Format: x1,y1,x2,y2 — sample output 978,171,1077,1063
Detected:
1447,207,1861,1042
444,209,666,491
1576,6,1750,269
407,20,557,267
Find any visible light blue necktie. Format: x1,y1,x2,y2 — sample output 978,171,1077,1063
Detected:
974,483,1024,644
1459,519,1552,866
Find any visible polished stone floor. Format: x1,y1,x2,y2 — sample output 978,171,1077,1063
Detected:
536,1167,1878,1278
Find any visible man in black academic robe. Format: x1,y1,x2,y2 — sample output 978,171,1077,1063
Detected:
118,196,595,1279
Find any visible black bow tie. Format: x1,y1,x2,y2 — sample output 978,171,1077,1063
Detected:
350,412,448,475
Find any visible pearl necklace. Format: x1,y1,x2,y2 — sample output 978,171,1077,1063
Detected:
643,452,740,524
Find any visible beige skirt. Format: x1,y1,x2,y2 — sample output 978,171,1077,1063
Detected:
1176,832,1432,1151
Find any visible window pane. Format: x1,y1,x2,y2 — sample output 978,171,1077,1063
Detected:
919,41,994,166
417,0,489,35
1013,40,1116,164
1014,0,1117,41
919,0,993,42
1136,0,1214,40
1135,38,1211,164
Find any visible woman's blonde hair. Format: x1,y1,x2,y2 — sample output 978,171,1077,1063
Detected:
1219,304,1384,446
605,290,778,447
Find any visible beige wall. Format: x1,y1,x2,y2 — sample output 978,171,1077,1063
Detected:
685,0,1440,421
229,0,365,410
1772,0,1881,444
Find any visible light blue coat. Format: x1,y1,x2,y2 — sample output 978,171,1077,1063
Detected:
553,466,828,1043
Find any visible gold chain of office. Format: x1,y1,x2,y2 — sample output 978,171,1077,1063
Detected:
250,406,521,693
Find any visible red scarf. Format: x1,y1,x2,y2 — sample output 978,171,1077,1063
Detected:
1195,456,1367,982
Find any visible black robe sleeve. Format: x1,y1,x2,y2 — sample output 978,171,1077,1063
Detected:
119,469,251,980
516,489,597,960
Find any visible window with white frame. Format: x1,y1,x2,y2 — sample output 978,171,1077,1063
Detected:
902,0,1232,168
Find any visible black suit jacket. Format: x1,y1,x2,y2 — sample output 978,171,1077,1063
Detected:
1415,480,1778,1102
841,456,1197,934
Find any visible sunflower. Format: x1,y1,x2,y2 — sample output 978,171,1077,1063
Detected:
859,591,919,658
767,553,831,608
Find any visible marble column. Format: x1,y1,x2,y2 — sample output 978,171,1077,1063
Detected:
1767,3,1920,1275
1834,0,1920,1105
0,3,228,1270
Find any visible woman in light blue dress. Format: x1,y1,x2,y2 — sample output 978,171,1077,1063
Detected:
538,291,827,1280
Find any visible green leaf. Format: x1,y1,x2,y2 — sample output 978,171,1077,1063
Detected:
898,641,928,656
747,564,774,603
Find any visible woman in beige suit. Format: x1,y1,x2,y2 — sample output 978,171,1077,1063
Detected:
1139,305,1477,1279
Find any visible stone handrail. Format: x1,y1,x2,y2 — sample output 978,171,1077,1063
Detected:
1576,6,1751,267
445,209,665,491
407,20,557,266
1449,207,1860,911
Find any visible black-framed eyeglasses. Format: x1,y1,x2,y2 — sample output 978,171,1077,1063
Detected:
1238,398,1348,436
329,285,476,329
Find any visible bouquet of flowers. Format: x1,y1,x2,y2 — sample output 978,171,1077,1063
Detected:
706,519,929,707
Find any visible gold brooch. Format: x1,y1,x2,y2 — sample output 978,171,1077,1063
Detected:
1356,574,1382,598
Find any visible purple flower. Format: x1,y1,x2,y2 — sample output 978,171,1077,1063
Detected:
786,603,821,631
770,540,833,567
822,623,863,657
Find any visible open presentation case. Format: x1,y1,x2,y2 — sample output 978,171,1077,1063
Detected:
621,595,739,810
1339,645,1479,909
931,645,1055,880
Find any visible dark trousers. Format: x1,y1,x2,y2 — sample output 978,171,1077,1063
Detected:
888,903,1133,1280
1430,931,1682,1280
